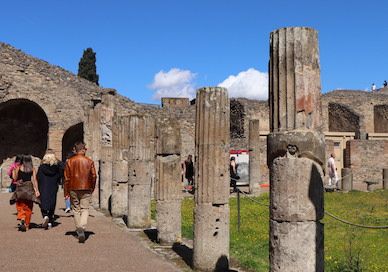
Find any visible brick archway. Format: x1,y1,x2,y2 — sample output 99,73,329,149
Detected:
62,122,84,161
0,99,48,163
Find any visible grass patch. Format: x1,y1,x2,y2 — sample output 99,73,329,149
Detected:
177,190,388,271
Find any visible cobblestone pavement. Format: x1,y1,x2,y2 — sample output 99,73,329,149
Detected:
0,192,181,272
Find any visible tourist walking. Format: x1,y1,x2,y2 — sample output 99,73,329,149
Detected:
64,142,96,243
327,153,338,188
7,155,23,219
384,80,387,88
182,155,194,191
37,153,62,229
10,155,40,231
371,83,376,91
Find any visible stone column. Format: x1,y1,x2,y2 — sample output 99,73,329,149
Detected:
98,93,115,210
127,115,155,228
249,119,261,195
341,168,353,192
155,155,182,245
155,119,182,245
268,27,324,272
193,87,230,272
383,169,388,190
111,114,130,217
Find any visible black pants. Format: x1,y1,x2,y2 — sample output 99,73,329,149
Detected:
41,209,55,222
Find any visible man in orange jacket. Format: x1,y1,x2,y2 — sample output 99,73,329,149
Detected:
64,142,96,243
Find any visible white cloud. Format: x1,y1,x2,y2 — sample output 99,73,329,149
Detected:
218,68,268,100
149,68,196,100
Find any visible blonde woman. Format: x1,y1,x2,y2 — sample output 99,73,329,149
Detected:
37,153,61,229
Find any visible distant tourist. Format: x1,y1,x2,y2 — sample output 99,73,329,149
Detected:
230,156,240,192
384,80,387,88
182,155,194,191
64,142,96,243
10,155,40,231
37,152,62,229
327,153,338,188
371,83,376,92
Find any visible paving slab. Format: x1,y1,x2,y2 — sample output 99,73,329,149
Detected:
0,192,181,272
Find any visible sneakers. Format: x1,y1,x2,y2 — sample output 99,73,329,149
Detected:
64,208,71,213
76,227,86,243
19,220,27,232
42,216,49,229
48,223,52,229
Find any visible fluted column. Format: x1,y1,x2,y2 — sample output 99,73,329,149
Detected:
111,114,130,217
193,87,230,271
341,168,353,192
99,93,115,211
127,115,155,228
155,118,182,245
268,27,324,272
249,119,261,194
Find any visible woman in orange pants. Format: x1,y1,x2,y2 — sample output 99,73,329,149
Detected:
12,155,40,231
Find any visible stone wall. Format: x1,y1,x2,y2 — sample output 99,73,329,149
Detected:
345,140,388,185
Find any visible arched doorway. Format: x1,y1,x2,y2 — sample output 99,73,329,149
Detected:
0,99,49,163
62,123,84,161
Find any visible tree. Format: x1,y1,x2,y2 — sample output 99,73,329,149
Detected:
78,48,99,85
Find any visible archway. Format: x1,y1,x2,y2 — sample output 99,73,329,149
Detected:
62,123,84,161
328,103,360,132
374,105,388,133
0,99,49,163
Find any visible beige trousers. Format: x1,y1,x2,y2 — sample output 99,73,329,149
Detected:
70,190,92,230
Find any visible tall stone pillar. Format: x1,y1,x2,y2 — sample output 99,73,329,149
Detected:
268,27,324,272
155,119,182,245
383,169,388,190
341,168,353,192
127,115,155,228
111,114,130,217
99,93,115,210
249,119,261,195
193,87,230,271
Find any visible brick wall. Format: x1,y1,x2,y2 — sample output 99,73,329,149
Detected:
345,140,388,184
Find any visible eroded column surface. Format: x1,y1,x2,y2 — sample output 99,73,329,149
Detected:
268,27,324,272
155,155,182,245
249,119,261,195
155,119,182,245
98,94,115,210
111,114,130,217
127,115,155,228
383,169,388,190
193,87,230,272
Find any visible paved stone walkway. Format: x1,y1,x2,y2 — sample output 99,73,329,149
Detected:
0,192,181,272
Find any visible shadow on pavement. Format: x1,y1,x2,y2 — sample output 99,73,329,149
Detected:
172,242,193,268
65,231,95,241
143,228,158,243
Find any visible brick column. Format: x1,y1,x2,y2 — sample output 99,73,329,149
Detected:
268,27,324,272
249,119,261,194
193,87,230,271
127,115,155,228
111,114,130,217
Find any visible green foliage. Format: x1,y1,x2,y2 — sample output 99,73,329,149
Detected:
78,48,99,85
177,190,388,272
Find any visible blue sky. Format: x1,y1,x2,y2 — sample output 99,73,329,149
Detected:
1,1,387,104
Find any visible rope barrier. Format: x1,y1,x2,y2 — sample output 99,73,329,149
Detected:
234,189,388,229
324,211,388,229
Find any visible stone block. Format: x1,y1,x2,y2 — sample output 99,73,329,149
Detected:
128,160,153,185
270,220,323,272
271,156,324,221
155,155,182,201
112,160,129,183
156,200,181,245
127,184,151,228
99,158,112,211
111,181,128,217
193,203,230,272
